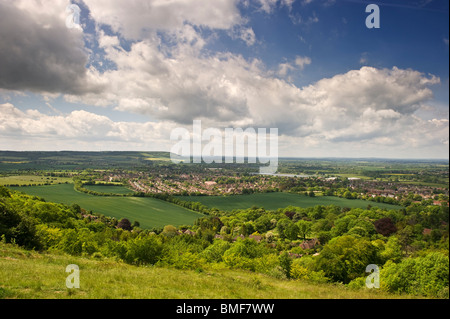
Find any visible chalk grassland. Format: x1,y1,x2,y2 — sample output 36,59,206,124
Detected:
9,184,203,229
0,242,416,299
177,192,400,212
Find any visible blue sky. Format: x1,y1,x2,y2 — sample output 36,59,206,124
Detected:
0,0,448,158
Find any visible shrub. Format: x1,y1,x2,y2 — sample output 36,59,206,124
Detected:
36,224,63,249
223,253,256,271
279,252,292,278
201,239,231,262
124,235,163,265
315,235,381,284
381,252,449,298
0,202,41,249
161,225,178,237
117,218,132,231
172,252,206,270
290,259,329,283
253,254,282,277
57,229,82,255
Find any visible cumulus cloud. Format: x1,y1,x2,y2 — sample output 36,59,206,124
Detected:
1,0,447,158
0,103,177,150
84,0,242,40
67,13,445,150
0,0,103,95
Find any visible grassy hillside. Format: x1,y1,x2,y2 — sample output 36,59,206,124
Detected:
177,192,400,211
0,242,418,299
2,185,447,300
9,184,203,229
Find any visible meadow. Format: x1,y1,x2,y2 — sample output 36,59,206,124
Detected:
9,184,203,229
177,192,400,212
0,175,73,186
0,242,416,299
83,184,134,195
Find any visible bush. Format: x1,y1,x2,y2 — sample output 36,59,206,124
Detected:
0,202,41,249
279,252,292,278
117,218,132,231
253,254,282,278
57,229,82,255
223,253,256,271
347,277,366,289
201,239,231,262
161,225,178,237
290,259,329,283
36,224,63,249
381,252,449,298
223,238,267,260
171,251,206,270
124,234,163,265
315,235,381,284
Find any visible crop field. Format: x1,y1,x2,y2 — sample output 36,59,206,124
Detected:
9,184,204,229
0,175,73,186
178,192,400,211
83,184,134,195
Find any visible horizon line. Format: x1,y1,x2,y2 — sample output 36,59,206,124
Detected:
0,150,448,162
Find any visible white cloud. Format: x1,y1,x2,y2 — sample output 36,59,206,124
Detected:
278,62,296,76
66,23,446,152
239,27,257,46
257,0,279,13
295,56,312,70
84,0,242,40
256,0,296,13
1,0,447,158
277,55,311,78
0,103,178,151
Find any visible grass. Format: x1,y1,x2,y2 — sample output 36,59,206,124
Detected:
0,175,73,186
9,184,203,229
177,192,400,212
83,184,134,195
0,242,420,299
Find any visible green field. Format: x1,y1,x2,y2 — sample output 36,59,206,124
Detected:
9,184,203,229
0,175,73,186
178,192,400,211
83,184,134,195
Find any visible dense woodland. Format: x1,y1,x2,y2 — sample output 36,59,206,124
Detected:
1,184,448,298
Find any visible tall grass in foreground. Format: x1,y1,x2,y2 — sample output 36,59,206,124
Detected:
0,243,422,299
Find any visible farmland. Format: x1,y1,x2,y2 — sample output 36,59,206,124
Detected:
9,183,203,229
177,192,400,212
83,184,134,195
0,174,72,186
10,184,400,230
1,152,448,301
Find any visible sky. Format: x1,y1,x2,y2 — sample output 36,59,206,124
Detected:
0,0,448,159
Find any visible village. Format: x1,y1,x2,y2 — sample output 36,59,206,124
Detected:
91,166,449,207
